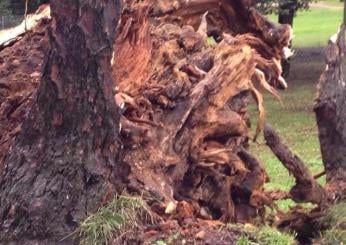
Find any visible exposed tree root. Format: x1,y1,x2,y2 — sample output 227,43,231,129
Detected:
114,0,292,223
0,1,344,242
264,123,328,207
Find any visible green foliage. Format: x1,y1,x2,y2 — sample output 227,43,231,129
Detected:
79,194,155,245
254,0,312,15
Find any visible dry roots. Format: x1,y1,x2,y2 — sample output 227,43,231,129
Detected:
113,0,292,223
1,0,334,230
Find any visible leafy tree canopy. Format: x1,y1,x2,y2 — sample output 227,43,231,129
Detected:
254,0,313,15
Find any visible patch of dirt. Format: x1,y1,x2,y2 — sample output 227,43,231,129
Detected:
116,220,238,244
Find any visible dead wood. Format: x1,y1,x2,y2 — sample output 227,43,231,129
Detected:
0,1,327,241
114,0,292,223
264,123,328,207
314,25,346,199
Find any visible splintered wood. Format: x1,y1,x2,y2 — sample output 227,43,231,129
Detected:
2,0,331,227
114,0,292,222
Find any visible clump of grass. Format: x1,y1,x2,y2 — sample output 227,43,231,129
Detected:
236,234,251,245
207,36,216,45
322,202,346,227
256,226,294,245
79,194,155,245
317,201,346,244
232,224,295,245
322,229,346,244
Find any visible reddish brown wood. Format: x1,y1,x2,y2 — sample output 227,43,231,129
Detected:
0,0,124,243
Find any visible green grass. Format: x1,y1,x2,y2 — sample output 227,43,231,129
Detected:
249,84,324,210
79,194,155,245
233,224,295,245
249,53,325,211
317,202,346,244
267,0,343,47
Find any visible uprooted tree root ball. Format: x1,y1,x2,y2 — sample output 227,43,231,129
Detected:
114,0,292,223
0,0,344,243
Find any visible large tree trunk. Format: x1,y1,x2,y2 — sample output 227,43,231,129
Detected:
0,0,125,243
314,27,346,198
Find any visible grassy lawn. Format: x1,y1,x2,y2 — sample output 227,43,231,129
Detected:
249,52,325,210
255,0,341,210
268,0,343,47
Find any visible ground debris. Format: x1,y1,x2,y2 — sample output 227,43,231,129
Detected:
114,220,237,245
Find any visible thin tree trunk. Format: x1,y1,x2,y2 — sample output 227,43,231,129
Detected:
0,0,124,243
278,0,297,78
24,0,28,31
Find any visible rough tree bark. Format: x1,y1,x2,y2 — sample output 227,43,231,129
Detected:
314,26,346,198
0,0,125,243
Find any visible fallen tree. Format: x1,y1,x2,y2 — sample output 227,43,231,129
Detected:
0,0,344,243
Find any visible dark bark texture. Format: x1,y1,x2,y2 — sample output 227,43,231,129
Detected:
314,26,346,198
0,0,125,243
264,123,327,206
